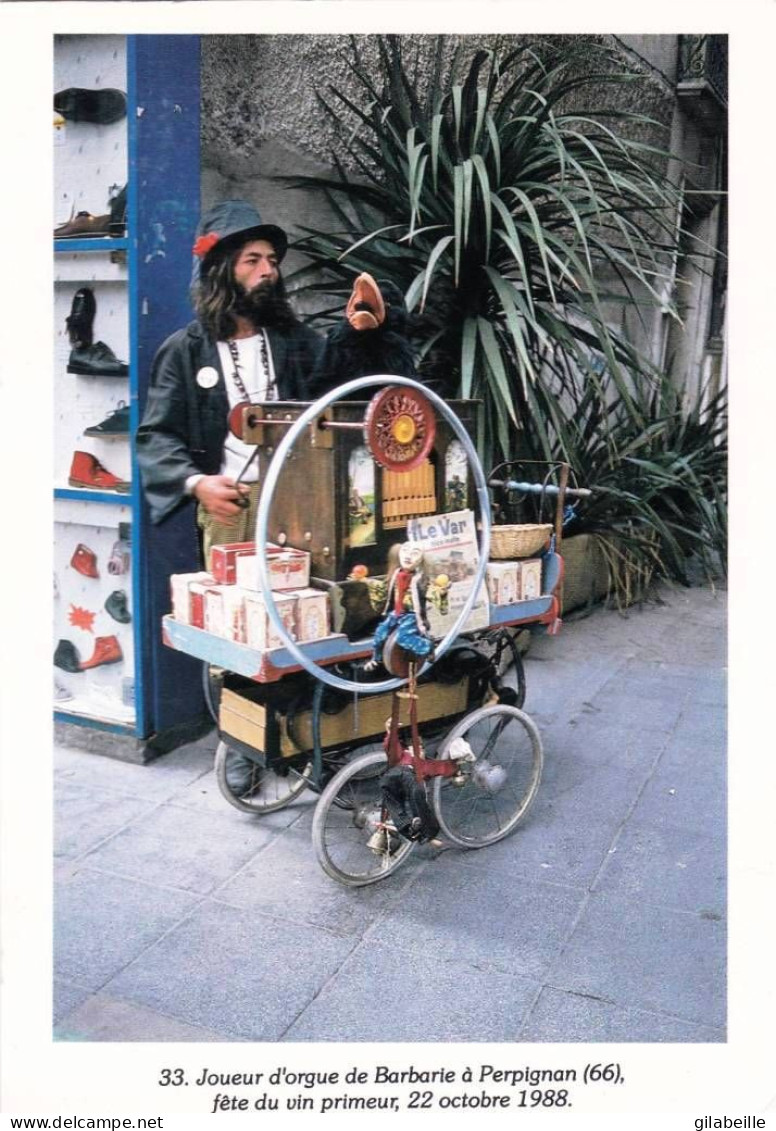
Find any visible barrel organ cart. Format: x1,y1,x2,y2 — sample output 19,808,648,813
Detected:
162,376,589,885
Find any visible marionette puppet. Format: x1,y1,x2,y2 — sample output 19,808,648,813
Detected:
364,542,433,673
307,273,417,400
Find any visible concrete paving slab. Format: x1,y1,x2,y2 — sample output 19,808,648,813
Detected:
537,754,652,828
520,986,725,1043
443,800,617,891
595,670,694,706
547,890,726,1029
283,938,541,1042
672,702,727,747
53,978,92,1024
593,821,725,917
370,853,585,979
628,662,726,704
216,826,427,937
55,993,231,1042
55,781,159,859
104,899,356,1041
629,753,726,836
542,717,667,775
80,801,276,895
55,867,199,990
575,685,687,735
54,739,214,801
523,656,625,724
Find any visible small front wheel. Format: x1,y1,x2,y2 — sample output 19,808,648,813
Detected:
312,749,417,886
431,704,543,848
215,740,313,815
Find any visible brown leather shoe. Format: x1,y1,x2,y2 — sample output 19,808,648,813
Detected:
68,451,130,493
79,635,123,670
55,209,112,240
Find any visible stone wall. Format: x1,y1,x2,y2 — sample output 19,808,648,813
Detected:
200,33,680,314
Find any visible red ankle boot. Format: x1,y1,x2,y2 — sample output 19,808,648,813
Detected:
79,635,123,670
70,543,99,578
69,451,130,493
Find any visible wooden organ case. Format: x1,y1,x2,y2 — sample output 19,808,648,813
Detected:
241,397,479,582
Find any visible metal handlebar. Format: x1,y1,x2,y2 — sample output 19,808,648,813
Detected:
488,478,592,499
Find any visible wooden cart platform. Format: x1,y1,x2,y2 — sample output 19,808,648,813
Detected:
162,550,562,684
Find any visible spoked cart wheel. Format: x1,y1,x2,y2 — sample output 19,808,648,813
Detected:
214,740,313,815
311,748,417,887
202,662,223,726
479,626,526,708
431,704,543,848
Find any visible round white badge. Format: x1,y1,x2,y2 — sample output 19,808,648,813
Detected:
196,366,219,389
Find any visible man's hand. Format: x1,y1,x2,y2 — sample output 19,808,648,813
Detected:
193,475,250,520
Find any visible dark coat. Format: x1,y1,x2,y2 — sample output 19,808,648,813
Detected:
306,281,417,400
136,318,322,524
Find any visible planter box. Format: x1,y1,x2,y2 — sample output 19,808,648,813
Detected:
559,533,609,612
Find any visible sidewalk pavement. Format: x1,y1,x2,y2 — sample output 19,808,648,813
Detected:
53,583,726,1043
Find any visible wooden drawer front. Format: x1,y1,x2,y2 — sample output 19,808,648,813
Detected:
219,687,269,752
280,677,470,756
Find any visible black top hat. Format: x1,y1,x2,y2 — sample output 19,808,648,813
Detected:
192,199,288,269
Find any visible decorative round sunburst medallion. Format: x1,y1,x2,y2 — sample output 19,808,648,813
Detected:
364,386,436,471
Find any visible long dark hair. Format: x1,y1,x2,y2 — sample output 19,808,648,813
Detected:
193,244,298,339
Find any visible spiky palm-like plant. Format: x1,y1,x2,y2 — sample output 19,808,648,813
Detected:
551,374,727,605
286,36,685,465
286,36,726,601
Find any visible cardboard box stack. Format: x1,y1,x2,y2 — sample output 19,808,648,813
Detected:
517,558,543,600
486,557,544,607
486,561,519,606
169,542,330,650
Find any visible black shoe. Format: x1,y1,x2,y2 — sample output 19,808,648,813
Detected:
54,639,82,673
105,590,131,624
84,402,130,437
108,185,127,238
65,287,96,347
68,341,129,377
54,88,127,125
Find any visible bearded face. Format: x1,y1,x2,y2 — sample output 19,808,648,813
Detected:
195,238,298,338
233,278,281,322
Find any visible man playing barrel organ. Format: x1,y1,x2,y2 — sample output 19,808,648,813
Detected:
137,199,415,566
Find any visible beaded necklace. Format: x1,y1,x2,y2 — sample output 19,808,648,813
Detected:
226,332,276,402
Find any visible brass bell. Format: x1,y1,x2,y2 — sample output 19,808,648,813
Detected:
367,828,389,854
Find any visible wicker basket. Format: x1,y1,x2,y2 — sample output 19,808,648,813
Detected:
490,523,553,560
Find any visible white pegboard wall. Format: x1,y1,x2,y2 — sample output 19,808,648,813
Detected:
54,514,135,725
54,273,131,487
54,249,127,285
54,35,127,224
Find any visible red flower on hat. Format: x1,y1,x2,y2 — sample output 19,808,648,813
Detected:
193,232,220,258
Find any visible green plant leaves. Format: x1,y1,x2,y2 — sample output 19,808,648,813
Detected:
282,35,726,604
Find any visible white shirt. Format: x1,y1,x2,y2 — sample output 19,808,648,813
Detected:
185,331,277,496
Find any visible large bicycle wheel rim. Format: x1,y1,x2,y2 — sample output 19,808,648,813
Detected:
214,740,312,815
431,705,543,847
312,750,417,886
